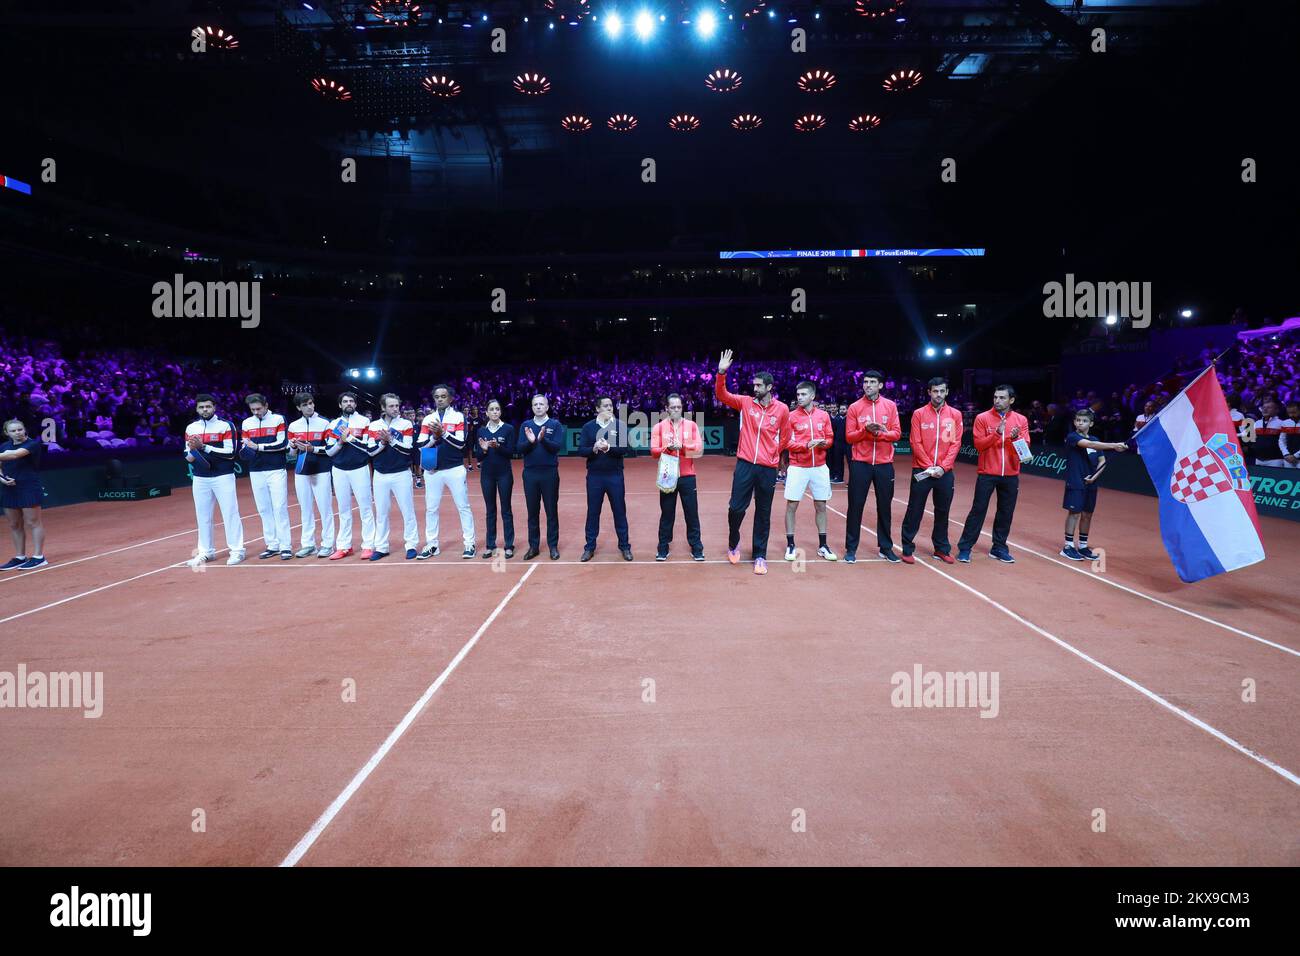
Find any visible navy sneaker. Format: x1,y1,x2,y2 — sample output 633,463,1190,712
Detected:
1060,546,1085,562
878,549,901,563
1077,546,1099,561
0,557,26,571
18,556,48,570
405,548,418,560
368,550,389,561
957,550,972,563
989,549,1016,564
843,552,857,564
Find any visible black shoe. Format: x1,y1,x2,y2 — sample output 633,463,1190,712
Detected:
655,551,668,562
581,549,594,562
523,547,539,560
692,551,705,562
879,549,901,563
504,548,514,559
258,549,277,560
844,552,857,564
549,548,560,560
621,549,634,561
280,550,293,560
462,547,476,559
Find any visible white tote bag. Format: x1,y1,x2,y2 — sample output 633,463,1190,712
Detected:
656,424,681,494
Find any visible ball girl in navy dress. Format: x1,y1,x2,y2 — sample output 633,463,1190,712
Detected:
0,419,47,570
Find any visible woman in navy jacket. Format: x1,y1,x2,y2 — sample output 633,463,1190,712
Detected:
473,400,516,558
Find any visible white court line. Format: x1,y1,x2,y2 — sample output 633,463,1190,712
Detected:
892,495,1300,658
0,564,188,626
0,500,302,585
0,516,307,628
280,562,540,867
201,557,884,568
827,502,1300,788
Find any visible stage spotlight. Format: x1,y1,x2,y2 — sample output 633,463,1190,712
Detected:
1180,308,1194,319
562,114,593,132
365,368,378,380
545,0,591,21
794,114,826,132
883,68,923,92
731,113,763,130
669,114,701,131
634,10,655,39
198,26,239,50
1105,315,1118,326
607,113,638,131
855,0,903,18
369,1,421,26
696,9,718,38
347,368,361,378
705,68,742,92
849,114,882,132
311,77,353,102
943,347,953,356
603,11,624,37
421,74,462,98
924,347,937,358
513,72,552,95
797,69,837,93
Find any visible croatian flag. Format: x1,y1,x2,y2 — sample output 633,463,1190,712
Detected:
1135,367,1265,582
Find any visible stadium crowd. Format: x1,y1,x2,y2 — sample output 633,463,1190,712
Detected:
5,327,1297,466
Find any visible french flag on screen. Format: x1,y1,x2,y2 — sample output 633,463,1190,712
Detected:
1135,367,1265,582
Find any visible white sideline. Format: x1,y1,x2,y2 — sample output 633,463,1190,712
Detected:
279,563,539,866
890,494,1299,658
826,502,1300,788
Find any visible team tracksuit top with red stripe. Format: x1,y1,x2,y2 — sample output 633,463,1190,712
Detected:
785,405,834,468
715,374,790,469
908,401,964,472
650,417,703,478
845,394,902,464
971,408,1032,476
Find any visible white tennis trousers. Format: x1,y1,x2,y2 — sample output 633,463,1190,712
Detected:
424,465,475,548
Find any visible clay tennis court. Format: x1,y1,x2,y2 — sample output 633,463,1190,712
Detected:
2,454,1296,866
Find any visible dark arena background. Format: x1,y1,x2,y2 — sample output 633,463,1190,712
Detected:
0,0,1297,931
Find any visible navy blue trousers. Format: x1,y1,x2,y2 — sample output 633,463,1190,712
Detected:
727,459,777,560
585,472,630,550
523,467,559,550
480,468,515,549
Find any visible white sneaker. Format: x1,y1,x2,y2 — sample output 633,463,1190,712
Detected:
784,545,798,561
187,553,215,569
226,552,246,566
817,546,838,562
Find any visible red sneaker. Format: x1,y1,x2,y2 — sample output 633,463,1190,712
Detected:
899,552,916,564
329,548,353,561
933,551,955,565
358,549,374,560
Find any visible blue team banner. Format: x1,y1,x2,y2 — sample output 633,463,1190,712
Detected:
719,248,985,259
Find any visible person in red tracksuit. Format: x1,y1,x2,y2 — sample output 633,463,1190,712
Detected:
900,376,964,564
956,385,1032,564
716,349,791,575
843,369,902,563
782,381,837,562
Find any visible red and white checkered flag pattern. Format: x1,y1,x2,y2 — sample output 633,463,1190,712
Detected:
1170,445,1233,503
